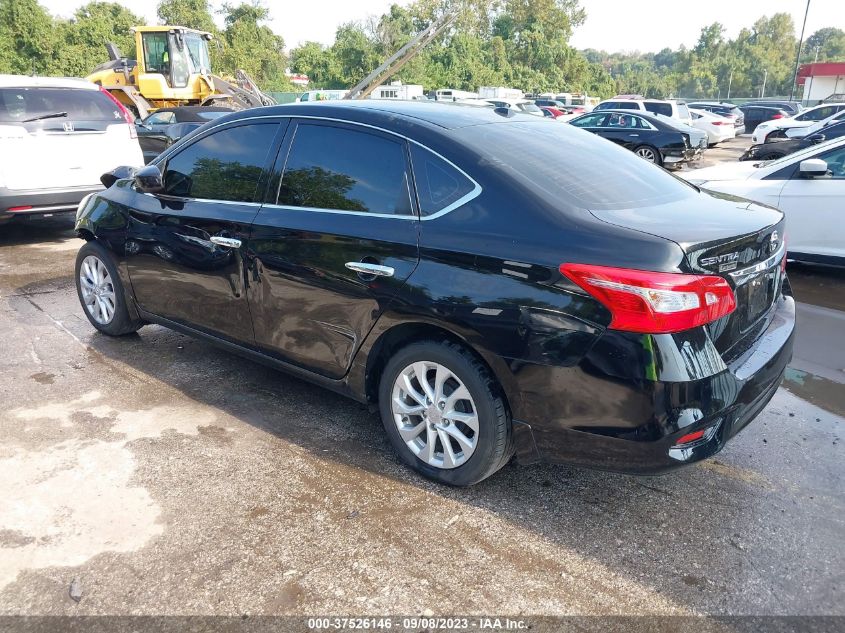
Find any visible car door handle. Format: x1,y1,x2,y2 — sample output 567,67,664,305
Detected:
345,262,394,277
629,133,639,137
210,236,242,249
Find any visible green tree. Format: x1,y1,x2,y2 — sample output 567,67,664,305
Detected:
0,0,55,75
804,27,845,62
219,2,291,90
54,2,142,77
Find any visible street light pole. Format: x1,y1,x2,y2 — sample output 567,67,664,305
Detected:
761,69,768,99
790,0,811,101
727,69,733,101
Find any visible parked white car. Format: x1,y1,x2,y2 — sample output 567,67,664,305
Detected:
594,98,693,127
751,102,845,143
689,108,737,145
0,75,143,224
482,98,544,116
682,137,845,266
785,108,845,139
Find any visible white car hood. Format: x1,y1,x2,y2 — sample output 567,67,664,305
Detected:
681,161,760,183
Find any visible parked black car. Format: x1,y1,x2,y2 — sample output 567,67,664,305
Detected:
568,109,707,166
687,102,745,131
135,106,232,163
738,105,790,132
741,100,802,115
740,120,845,161
75,101,794,485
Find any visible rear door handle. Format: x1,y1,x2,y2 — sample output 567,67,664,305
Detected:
210,236,242,248
345,262,394,277
629,133,639,137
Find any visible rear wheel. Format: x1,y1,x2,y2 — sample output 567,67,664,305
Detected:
75,240,143,336
378,340,513,486
634,145,662,165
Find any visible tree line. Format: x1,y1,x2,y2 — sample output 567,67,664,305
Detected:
0,0,843,100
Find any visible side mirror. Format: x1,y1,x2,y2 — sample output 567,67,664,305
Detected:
806,133,826,144
100,165,137,188
134,164,164,193
799,158,829,178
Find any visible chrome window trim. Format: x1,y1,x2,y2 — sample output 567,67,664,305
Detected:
188,113,483,221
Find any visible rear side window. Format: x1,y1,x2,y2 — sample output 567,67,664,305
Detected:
457,121,696,211
278,123,412,215
644,102,672,117
410,144,476,217
163,123,277,202
0,87,122,122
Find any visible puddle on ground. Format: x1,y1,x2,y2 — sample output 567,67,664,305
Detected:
783,367,845,418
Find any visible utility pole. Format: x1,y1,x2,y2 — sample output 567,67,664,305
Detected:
761,69,768,99
806,46,820,104
726,69,733,101
789,0,811,101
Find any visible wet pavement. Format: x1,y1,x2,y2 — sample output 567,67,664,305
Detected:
0,215,842,618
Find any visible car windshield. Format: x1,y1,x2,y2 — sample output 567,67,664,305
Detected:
457,120,697,211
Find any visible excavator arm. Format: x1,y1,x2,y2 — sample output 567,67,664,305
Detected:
344,11,457,100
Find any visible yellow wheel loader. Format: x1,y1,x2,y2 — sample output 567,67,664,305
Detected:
86,25,274,119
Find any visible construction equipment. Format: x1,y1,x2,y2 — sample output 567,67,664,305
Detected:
344,12,457,100
87,25,274,119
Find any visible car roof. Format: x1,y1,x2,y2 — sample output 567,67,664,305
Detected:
0,75,98,90
221,100,538,130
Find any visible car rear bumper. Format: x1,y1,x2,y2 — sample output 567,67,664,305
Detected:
512,293,795,474
0,184,103,220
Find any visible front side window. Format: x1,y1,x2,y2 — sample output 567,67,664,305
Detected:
819,145,845,179
410,144,476,217
163,123,278,202
278,123,412,215
798,106,837,122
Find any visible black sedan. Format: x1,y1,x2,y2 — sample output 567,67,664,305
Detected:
740,120,845,161
567,109,707,166
75,101,794,485
135,106,233,163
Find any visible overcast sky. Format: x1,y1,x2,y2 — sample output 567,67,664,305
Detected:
41,0,845,53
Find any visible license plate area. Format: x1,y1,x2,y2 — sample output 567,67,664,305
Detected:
741,270,777,329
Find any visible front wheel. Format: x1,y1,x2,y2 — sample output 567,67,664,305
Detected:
634,145,662,165
378,340,513,486
75,240,143,336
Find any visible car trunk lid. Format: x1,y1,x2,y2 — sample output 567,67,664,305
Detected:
589,191,785,358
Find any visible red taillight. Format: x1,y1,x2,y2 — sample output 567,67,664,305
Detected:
771,114,784,119
98,86,137,138
676,429,705,444
560,264,737,334
711,121,724,126
8,206,33,212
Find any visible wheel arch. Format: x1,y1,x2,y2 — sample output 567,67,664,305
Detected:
356,318,517,420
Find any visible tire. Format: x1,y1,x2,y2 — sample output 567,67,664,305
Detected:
75,240,143,336
634,145,662,165
378,340,513,486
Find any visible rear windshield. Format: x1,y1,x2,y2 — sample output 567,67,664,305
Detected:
0,87,122,123
457,121,696,211
644,102,673,117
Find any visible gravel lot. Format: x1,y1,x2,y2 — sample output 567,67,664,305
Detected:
0,135,842,621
